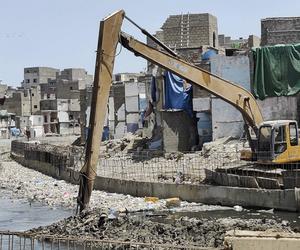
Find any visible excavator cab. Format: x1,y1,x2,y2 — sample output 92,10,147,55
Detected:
257,121,300,163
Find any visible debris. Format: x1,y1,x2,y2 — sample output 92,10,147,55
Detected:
27,209,292,248
282,220,289,226
233,205,243,212
145,197,159,203
108,208,119,220
257,208,274,214
174,171,184,184
166,198,181,208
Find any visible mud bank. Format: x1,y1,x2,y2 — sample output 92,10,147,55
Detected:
29,208,292,248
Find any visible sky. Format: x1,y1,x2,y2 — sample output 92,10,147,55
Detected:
0,0,299,86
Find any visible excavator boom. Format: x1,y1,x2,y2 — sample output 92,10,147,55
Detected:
119,32,263,131
78,10,265,211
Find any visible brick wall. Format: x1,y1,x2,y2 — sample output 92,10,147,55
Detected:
161,13,218,49
261,17,300,46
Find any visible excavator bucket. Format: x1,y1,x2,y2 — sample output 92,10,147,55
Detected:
77,10,125,212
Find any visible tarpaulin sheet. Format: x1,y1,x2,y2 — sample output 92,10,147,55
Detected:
252,43,300,100
151,76,157,102
164,71,193,117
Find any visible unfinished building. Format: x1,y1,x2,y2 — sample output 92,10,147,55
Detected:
161,13,218,49
261,17,300,46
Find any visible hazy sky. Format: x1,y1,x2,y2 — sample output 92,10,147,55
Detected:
1,0,299,86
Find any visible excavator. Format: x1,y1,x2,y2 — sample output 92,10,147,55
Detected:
77,10,300,211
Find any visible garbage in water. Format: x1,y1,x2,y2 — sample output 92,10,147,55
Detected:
166,198,181,208
233,205,243,212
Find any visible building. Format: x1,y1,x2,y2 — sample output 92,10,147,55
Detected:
218,35,261,50
144,13,222,151
107,73,146,139
261,17,300,46
0,110,15,139
39,68,93,135
161,13,218,49
22,67,59,89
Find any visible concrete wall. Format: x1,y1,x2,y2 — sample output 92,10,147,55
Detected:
225,230,300,250
1,92,22,116
10,140,300,212
40,81,57,100
162,111,197,152
257,96,298,121
210,55,250,139
40,99,57,111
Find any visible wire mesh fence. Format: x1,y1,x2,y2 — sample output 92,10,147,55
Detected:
95,151,242,183
0,231,218,250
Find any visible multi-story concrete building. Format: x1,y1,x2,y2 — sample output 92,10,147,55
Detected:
57,68,93,84
0,110,15,139
145,13,220,151
261,17,300,46
22,67,59,89
107,73,147,139
38,68,93,135
113,72,144,83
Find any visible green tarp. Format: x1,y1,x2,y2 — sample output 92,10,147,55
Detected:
252,43,300,100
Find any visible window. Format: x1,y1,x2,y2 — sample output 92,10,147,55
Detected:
33,79,37,83
32,93,34,97
70,86,73,90
26,79,30,83
274,126,286,143
258,126,272,152
274,126,287,154
47,94,50,99
213,32,216,47
34,105,38,109
69,115,74,120
289,123,298,146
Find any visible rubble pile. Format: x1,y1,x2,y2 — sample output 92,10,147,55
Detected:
94,137,247,183
29,208,292,248
100,133,148,156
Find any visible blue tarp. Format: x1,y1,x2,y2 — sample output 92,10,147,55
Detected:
202,49,217,60
10,127,20,137
164,71,193,117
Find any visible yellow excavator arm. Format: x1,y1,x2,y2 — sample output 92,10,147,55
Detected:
119,31,264,131
78,10,299,211
77,10,264,211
